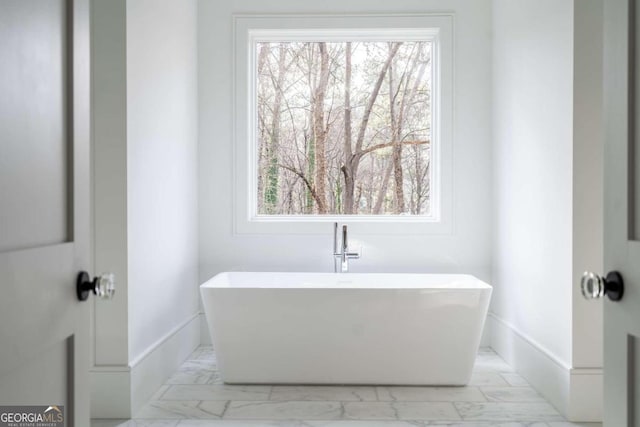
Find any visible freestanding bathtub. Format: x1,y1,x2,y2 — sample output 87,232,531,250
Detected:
200,272,491,385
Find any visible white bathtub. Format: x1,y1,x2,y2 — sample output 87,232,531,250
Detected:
200,272,492,385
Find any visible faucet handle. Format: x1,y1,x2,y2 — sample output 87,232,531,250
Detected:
333,223,361,272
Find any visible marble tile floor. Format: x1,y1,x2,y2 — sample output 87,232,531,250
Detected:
92,347,601,427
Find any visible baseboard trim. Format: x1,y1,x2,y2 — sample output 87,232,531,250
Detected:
129,312,200,368
568,367,603,421
90,313,201,418
130,313,201,415
487,312,602,422
488,312,570,370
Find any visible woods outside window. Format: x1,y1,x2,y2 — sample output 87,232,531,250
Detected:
257,38,433,216
234,16,453,233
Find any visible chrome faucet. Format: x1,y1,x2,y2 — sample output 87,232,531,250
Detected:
333,222,360,273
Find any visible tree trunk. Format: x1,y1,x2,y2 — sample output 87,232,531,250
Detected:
373,159,394,214
414,145,422,215
256,44,270,212
305,128,315,214
392,144,405,213
342,42,355,214
312,42,330,213
264,44,287,214
342,42,402,214
387,53,405,214
400,45,430,214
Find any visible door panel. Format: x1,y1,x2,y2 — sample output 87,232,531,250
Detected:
634,0,640,241
0,339,70,405
0,0,90,425
0,0,72,252
604,0,640,425
0,244,75,375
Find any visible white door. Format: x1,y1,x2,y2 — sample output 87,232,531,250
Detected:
0,0,91,425
600,0,640,425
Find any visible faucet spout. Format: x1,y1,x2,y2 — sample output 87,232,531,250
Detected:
332,223,360,273
341,225,348,269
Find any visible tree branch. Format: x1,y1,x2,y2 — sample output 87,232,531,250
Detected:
277,163,322,209
354,42,402,155
358,139,429,158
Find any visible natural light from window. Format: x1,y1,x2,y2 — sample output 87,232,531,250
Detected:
255,40,433,217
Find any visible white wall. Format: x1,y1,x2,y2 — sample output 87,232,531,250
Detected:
491,0,603,420
198,0,493,287
126,0,199,363
91,0,200,417
492,0,574,370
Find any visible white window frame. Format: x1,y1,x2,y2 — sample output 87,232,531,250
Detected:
233,14,454,235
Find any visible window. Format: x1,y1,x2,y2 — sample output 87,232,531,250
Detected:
256,39,433,216
234,15,453,233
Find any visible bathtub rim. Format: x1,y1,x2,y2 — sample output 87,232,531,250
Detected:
200,271,492,290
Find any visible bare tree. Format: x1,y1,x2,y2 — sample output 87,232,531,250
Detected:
341,42,401,214
388,48,405,213
311,43,330,213
261,44,288,213
257,41,432,216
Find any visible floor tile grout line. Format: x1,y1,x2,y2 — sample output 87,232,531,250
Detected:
499,372,532,388
219,399,231,419
477,386,491,402
157,385,173,400
451,400,465,421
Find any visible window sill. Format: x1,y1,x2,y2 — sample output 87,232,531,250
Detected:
234,214,453,235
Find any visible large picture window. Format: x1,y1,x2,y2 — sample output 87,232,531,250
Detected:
256,39,433,216
234,16,453,233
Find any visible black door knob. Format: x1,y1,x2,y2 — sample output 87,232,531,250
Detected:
77,271,116,301
581,271,624,302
